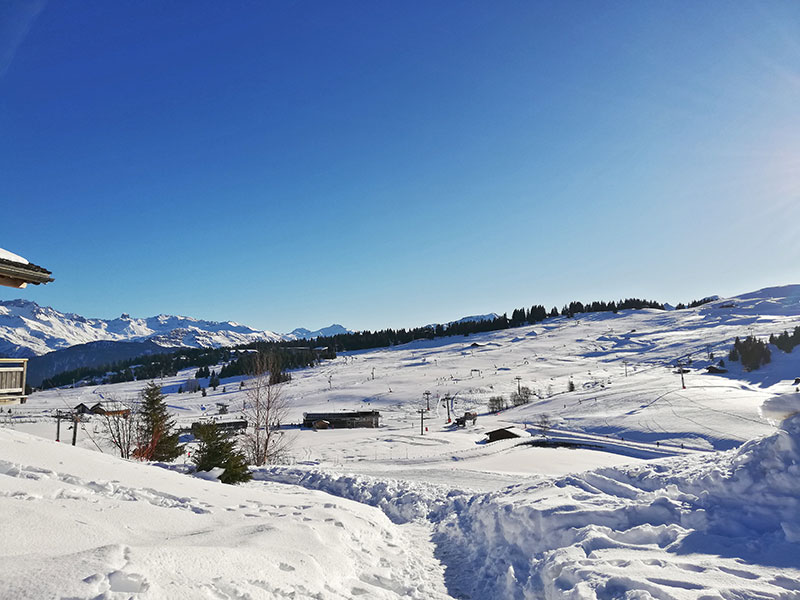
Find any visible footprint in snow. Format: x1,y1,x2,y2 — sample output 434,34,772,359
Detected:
108,570,149,594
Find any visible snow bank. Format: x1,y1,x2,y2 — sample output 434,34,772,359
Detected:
0,429,452,599
252,467,457,524
761,391,800,423
433,414,800,598
258,416,800,599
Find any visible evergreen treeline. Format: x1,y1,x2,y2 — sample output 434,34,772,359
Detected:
40,346,232,389
728,336,771,371
218,345,326,381
557,298,664,318
674,297,716,310
40,342,335,390
315,298,666,352
769,326,800,354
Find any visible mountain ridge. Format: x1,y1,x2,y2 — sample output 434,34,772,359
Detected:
0,299,287,358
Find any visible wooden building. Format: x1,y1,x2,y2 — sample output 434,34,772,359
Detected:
90,401,131,417
485,426,530,443
302,410,381,429
0,359,29,404
190,419,248,435
0,248,53,404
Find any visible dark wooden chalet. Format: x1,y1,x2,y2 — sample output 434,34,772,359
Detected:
485,426,529,443
190,419,248,434
90,401,131,417
302,410,380,429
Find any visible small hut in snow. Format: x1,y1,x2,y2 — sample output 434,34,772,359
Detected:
485,426,531,443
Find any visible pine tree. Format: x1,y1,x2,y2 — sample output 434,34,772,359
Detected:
192,423,252,484
137,382,183,462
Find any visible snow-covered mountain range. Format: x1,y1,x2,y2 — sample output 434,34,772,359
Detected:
0,299,348,358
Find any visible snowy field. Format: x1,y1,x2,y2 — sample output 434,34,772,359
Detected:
2,286,800,598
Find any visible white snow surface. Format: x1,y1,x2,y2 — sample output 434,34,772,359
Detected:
0,428,451,599
4,284,800,598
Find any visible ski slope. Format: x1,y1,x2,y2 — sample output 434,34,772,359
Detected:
3,285,800,598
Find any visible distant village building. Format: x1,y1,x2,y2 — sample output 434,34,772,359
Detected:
73,403,93,414
455,411,478,427
190,419,247,435
90,401,131,417
302,411,380,429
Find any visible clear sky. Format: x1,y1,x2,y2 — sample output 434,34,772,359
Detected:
2,1,799,333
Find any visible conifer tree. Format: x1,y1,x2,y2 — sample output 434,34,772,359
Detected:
137,382,182,462
192,423,252,484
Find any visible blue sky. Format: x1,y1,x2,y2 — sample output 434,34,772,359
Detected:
2,1,799,333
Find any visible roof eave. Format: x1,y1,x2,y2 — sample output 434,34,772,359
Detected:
0,263,54,287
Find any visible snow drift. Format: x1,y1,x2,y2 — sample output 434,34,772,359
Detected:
257,415,800,599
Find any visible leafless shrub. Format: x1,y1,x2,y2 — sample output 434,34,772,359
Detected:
241,352,292,466
98,398,139,459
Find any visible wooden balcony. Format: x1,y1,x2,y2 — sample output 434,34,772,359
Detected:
0,358,28,404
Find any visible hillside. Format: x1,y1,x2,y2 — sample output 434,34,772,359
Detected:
4,284,800,598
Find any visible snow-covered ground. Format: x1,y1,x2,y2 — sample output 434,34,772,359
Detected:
3,285,800,598
0,427,451,599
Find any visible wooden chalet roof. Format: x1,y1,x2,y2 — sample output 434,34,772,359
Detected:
0,255,54,288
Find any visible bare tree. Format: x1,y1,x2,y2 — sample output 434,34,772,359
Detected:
488,395,506,412
535,413,552,436
98,398,139,459
241,352,292,466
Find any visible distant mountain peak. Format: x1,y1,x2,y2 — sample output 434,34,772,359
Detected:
0,300,284,357
285,324,352,340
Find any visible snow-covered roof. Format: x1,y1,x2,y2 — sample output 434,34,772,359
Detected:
0,248,28,264
0,248,53,288
90,401,130,413
486,426,530,438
